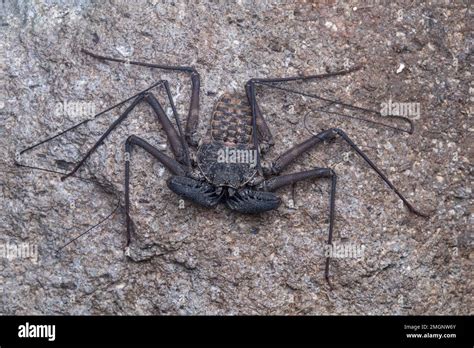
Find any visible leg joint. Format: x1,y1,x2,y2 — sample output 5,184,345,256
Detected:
329,127,346,137
245,79,256,88
126,135,138,146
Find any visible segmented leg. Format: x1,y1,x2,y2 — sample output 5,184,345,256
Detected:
143,92,187,163
61,90,187,181
259,168,336,286
244,66,365,172
244,83,274,150
125,135,187,245
81,49,201,146
267,128,426,217
268,129,336,175
260,128,427,286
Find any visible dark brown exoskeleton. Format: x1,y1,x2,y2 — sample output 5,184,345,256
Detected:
18,49,428,285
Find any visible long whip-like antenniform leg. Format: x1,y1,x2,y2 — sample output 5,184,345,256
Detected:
17,49,201,249
19,81,164,156
59,88,189,181
81,49,201,146
244,66,414,159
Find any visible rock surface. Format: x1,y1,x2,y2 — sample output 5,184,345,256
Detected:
0,0,471,314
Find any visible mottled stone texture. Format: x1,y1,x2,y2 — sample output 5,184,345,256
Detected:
0,0,471,314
